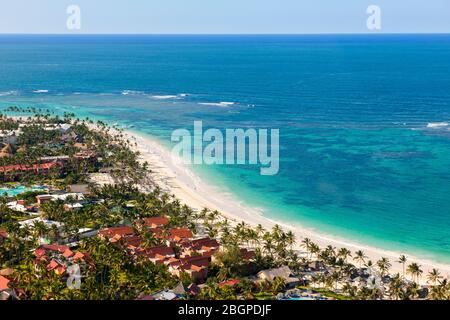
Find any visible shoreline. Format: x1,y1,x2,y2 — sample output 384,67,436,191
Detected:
9,114,450,283
123,128,450,284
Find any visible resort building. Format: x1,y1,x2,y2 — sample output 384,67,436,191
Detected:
67,184,91,195
0,162,63,181
180,237,220,257
18,217,64,231
166,227,194,243
98,226,135,242
36,193,85,206
0,130,21,145
34,244,92,276
138,245,176,264
6,200,28,213
139,216,170,229
0,275,11,293
35,195,53,205
168,255,211,283
257,266,301,288
43,123,72,133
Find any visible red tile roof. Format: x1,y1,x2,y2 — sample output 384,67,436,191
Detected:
219,279,240,288
142,216,169,228
0,162,62,173
201,250,216,258
40,244,71,254
179,255,210,270
139,245,174,259
34,248,47,259
46,260,60,271
168,228,193,241
182,237,219,250
0,229,8,239
35,245,71,259
62,249,74,258
0,275,10,291
122,235,142,249
55,266,66,275
190,265,204,272
72,251,87,262
46,260,67,275
98,226,135,239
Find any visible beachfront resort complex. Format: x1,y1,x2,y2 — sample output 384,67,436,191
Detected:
0,112,448,300
1,2,450,310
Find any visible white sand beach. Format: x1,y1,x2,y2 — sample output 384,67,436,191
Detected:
9,115,450,283
121,129,450,284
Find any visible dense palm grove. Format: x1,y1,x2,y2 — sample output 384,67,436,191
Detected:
0,112,448,300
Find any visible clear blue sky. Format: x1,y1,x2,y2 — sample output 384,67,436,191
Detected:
0,0,449,34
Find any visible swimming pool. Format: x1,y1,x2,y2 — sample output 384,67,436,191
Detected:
0,185,48,197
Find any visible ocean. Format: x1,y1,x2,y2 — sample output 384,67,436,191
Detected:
1,34,450,264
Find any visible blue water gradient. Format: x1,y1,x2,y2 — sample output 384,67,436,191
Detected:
1,34,450,263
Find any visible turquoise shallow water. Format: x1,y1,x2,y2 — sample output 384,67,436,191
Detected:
0,35,450,263
0,185,47,197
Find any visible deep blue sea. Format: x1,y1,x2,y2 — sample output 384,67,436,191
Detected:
1,35,450,263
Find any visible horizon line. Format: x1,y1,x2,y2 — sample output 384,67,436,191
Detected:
1,32,450,36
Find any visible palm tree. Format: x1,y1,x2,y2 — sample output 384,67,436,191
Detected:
388,274,404,300
271,277,286,293
407,263,423,283
330,271,342,291
397,255,407,278
301,238,312,257
262,234,275,258
354,250,367,268
428,279,448,300
407,282,420,300
309,243,320,260
337,247,352,263
255,224,265,239
342,283,357,298
285,231,295,250
427,268,442,286
271,225,283,243
376,257,392,277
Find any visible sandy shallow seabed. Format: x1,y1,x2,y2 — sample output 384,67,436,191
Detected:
119,129,450,284
10,115,449,284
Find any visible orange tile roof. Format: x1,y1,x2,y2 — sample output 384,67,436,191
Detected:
40,244,70,254
62,249,74,258
140,245,175,259
190,265,204,272
169,228,193,241
55,266,67,275
179,255,210,270
99,226,134,239
0,229,8,239
46,260,60,271
219,279,240,288
122,235,142,249
0,275,10,291
72,252,87,262
0,162,62,173
142,216,169,227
